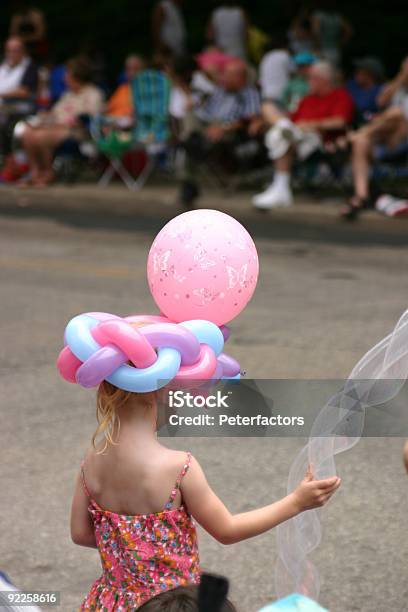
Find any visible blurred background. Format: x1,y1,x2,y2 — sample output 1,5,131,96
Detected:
0,1,406,78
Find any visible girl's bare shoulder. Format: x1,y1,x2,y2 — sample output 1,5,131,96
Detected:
154,446,192,471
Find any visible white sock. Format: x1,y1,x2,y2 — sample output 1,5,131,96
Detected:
273,171,290,190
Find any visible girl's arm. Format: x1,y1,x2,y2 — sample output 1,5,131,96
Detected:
181,458,341,545
70,473,97,548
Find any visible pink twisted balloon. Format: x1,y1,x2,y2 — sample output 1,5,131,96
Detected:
57,312,241,393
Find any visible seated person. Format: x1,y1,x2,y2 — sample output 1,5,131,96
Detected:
0,36,38,100
169,54,232,127
347,56,384,125
0,36,38,154
19,56,103,186
343,56,408,218
281,51,315,113
193,48,235,97
253,60,354,209
106,54,144,119
179,58,261,205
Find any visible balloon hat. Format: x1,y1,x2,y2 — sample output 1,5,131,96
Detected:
57,210,259,392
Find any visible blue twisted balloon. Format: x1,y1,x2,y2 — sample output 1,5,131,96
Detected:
61,313,239,392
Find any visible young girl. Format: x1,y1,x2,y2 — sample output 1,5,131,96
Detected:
71,381,341,610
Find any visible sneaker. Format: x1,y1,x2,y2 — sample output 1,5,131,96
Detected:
375,194,408,217
179,180,200,207
252,182,293,209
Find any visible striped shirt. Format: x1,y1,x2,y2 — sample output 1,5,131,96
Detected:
195,85,261,125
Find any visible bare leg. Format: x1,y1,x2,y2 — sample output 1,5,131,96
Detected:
25,126,70,184
358,107,406,140
21,127,44,182
351,131,371,200
262,101,285,126
341,109,408,218
350,108,408,201
275,150,293,173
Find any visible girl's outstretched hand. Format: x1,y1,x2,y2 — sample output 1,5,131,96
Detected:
292,465,341,512
181,457,341,545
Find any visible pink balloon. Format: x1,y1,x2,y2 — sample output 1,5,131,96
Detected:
57,345,82,383
147,210,259,326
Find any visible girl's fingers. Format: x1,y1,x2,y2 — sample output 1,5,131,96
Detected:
316,476,340,489
305,464,314,481
320,480,341,497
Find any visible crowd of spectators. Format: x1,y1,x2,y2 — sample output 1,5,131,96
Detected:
0,1,407,218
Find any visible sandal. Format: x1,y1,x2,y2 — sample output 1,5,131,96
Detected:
340,195,371,221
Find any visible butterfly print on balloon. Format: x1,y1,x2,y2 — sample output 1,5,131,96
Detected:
193,247,216,270
169,264,186,283
226,264,248,289
153,250,171,274
192,287,219,305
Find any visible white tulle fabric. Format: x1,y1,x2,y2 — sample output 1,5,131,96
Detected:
275,309,408,600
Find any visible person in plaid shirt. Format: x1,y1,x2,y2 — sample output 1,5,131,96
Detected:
179,58,261,206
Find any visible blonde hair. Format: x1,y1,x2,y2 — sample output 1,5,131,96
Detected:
93,381,158,453
93,320,161,452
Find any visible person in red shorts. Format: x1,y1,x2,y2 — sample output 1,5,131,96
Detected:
253,60,354,209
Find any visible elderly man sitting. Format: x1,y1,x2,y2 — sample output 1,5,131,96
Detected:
0,36,38,154
253,61,354,209
0,36,38,100
179,58,261,205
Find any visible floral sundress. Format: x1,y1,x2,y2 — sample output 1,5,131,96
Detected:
79,452,200,611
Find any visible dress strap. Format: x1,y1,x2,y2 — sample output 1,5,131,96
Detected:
80,460,94,502
164,452,192,510
80,461,104,512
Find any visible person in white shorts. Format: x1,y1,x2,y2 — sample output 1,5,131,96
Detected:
253,61,354,210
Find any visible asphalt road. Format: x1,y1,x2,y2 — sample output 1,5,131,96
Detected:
0,200,407,612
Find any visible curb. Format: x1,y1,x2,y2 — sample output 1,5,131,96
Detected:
0,184,407,246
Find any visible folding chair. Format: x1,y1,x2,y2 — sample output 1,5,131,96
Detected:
90,115,136,189
129,68,172,189
91,70,171,190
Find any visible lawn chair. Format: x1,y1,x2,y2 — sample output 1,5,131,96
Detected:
129,68,172,189
91,69,172,190
90,115,135,189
